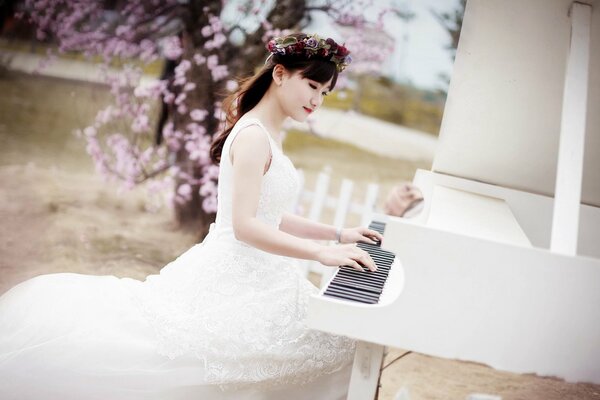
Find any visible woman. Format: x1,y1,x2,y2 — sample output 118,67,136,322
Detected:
0,33,383,400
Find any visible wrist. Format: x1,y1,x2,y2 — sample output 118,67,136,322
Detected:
308,241,325,262
335,227,342,243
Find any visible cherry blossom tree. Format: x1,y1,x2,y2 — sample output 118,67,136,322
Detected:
16,0,410,236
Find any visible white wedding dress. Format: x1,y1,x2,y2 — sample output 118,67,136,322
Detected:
0,117,355,400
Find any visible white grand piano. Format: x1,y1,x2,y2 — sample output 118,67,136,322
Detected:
307,0,600,398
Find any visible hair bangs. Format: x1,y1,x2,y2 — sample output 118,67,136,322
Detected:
300,59,338,90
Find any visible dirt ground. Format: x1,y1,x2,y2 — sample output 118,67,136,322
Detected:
1,73,599,399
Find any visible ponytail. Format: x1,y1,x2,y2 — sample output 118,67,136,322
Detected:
209,67,274,164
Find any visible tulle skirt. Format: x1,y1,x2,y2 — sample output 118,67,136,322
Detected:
0,234,355,399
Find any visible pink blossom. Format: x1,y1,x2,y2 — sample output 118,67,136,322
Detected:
183,82,196,91
206,55,219,69
163,92,175,104
226,80,238,92
133,85,150,97
177,183,192,198
186,122,207,136
209,15,223,32
83,126,97,137
22,0,395,214
202,196,218,213
210,65,229,81
193,54,206,65
174,92,187,105
131,114,150,133
161,36,182,60
190,109,208,122
201,25,213,37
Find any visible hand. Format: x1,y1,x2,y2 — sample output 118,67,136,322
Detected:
316,244,378,272
339,226,384,245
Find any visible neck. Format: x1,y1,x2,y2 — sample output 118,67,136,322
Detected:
244,86,287,141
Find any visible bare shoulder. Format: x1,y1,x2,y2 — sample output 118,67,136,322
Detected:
229,123,271,165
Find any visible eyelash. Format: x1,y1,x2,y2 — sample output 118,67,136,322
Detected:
309,83,329,96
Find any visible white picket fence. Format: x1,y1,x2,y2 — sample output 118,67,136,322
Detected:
292,166,380,287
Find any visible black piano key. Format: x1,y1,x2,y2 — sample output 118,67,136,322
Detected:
368,224,385,234
358,244,393,255
323,291,378,304
332,273,385,286
324,285,380,301
368,257,394,266
336,271,388,286
330,277,383,294
366,252,394,261
324,287,379,303
338,266,389,278
333,278,385,292
327,282,383,297
321,220,398,305
338,267,389,279
369,221,385,229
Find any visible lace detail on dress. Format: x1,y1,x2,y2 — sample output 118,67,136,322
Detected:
126,116,355,390
127,240,355,390
213,117,301,240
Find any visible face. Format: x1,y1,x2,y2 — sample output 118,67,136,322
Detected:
274,67,333,122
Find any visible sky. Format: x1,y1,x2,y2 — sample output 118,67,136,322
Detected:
223,0,461,90
305,0,460,90
384,0,459,89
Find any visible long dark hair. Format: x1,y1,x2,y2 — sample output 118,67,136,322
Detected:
209,35,339,165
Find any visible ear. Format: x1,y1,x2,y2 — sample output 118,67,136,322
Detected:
272,64,288,86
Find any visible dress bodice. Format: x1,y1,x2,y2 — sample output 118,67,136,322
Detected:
209,117,300,246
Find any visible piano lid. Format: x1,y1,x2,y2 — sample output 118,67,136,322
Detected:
433,0,600,208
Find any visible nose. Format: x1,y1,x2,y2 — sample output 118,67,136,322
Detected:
311,92,323,109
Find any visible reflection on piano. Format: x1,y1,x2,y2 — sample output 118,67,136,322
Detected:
307,0,600,399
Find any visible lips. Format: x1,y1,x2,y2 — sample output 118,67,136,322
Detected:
303,107,313,114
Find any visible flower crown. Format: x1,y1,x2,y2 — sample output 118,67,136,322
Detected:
266,34,351,72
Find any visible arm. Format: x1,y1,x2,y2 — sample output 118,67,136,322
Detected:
230,125,377,272
279,212,337,241
280,212,385,245
230,126,321,261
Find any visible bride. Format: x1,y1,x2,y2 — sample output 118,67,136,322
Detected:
0,32,382,400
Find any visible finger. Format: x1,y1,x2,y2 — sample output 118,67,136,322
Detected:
345,259,364,272
357,234,377,244
355,251,377,272
361,228,381,241
359,250,377,271
370,230,384,242
357,229,375,243
362,255,377,272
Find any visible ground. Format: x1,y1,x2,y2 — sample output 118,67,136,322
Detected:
1,73,599,399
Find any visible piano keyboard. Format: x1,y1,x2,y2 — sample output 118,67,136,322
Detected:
323,220,396,304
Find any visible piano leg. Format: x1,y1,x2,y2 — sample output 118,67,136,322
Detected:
347,341,385,400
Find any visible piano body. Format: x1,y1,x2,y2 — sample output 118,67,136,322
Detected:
307,0,600,398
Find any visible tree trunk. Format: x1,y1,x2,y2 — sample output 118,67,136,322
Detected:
173,174,214,239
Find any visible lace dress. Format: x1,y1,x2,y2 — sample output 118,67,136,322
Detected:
0,117,356,400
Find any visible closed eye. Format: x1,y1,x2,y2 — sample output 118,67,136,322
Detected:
309,82,329,96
